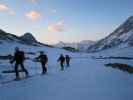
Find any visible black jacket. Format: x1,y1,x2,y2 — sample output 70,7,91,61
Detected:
36,54,48,64
12,51,25,64
58,56,65,63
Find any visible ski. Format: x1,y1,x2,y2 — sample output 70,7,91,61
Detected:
2,70,24,74
1,75,35,85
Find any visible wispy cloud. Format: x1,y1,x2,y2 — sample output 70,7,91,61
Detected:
48,19,65,33
0,4,9,11
0,4,15,15
25,11,41,20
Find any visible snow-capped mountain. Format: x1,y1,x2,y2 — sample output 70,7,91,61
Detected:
0,29,51,47
88,16,133,52
20,33,37,43
55,40,95,51
54,41,77,49
0,29,20,43
78,40,95,51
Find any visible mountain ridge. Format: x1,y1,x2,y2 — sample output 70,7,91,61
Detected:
88,16,133,52
0,29,53,47
54,40,95,51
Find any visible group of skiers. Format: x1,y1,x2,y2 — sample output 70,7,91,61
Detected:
10,47,71,80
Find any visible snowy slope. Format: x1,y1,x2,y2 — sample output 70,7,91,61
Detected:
0,42,133,100
0,29,52,47
88,16,133,52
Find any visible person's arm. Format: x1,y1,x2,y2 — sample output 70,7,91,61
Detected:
32,55,40,62
35,55,40,60
57,57,60,62
10,53,16,64
22,51,26,60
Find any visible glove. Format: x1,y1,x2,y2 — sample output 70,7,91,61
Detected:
10,60,13,64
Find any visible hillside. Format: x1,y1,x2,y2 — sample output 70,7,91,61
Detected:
88,16,133,52
0,29,52,47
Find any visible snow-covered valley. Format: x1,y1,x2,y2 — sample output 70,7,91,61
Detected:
0,42,133,100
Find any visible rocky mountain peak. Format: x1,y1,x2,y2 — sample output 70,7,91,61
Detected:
20,33,37,42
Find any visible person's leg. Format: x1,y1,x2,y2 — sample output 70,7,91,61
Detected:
66,61,68,67
15,63,19,79
43,63,47,74
68,60,70,67
44,63,47,73
21,63,29,77
66,60,69,67
61,62,64,70
43,66,47,74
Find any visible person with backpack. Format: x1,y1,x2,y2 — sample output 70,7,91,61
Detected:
35,51,48,74
57,54,65,71
65,55,71,67
10,47,29,80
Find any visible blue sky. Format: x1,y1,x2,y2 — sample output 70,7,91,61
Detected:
0,0,133,44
